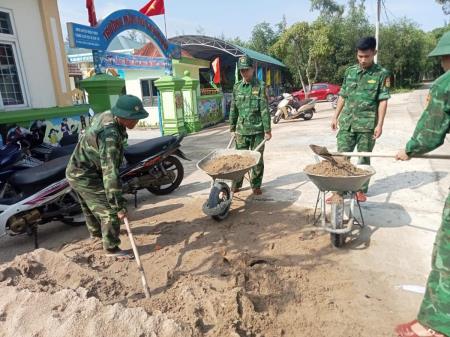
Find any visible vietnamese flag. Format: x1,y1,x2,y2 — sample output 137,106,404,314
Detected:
212,57,221,84
140,0,165,17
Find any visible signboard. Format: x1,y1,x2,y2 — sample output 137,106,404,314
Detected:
67,9,181,59
98,51,171,73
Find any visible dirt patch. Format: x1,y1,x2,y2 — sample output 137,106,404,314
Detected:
304,158,370,177
0,198,405,337
202,155,256,175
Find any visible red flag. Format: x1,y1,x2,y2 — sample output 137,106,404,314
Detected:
140,0,165,17
212,57,221,84
86,0,97,27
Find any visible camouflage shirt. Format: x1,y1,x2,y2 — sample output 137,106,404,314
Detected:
230,78,271,135
66,111,128,214
406,71,450,155
339,63,391,132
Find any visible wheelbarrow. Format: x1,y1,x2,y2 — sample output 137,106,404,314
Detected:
304,164,376,248
197,136,266,221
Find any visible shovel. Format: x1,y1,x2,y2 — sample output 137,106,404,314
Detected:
309,144,450,162
123,217,151,298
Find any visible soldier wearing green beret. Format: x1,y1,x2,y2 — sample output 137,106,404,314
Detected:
230,55,272,195
66,95,149,257
395,31,450,337
330,36,391,203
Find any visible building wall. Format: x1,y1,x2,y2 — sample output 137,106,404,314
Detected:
124,69,165,126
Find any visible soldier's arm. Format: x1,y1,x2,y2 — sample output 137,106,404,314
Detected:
260,84,271,133
230,84,239,132
405,86,450,155
98,128,127,214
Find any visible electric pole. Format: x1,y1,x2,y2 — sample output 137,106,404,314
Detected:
375,0,381,63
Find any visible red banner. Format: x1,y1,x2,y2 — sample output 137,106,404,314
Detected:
86,0,97,27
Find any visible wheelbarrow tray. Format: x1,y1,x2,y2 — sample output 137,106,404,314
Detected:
197,149,261,181
305,165,376,192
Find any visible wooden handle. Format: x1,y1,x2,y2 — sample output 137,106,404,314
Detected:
227,135,235,149
124,217,151,298
332,152,450,160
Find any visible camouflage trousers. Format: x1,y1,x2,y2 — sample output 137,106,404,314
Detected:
417,192,450,335
73,188,121,250
235,133,265,189
337,128,375,193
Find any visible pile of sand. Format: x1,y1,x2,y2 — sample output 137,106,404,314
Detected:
304,159,370,177
202,154,255,175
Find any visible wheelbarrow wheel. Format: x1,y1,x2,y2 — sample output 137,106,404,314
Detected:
208,182,231,221
330,201,345,248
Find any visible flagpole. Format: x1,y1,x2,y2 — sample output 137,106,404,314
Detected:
163,13,168,38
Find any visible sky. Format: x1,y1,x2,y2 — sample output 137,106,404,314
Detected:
58,0,448,41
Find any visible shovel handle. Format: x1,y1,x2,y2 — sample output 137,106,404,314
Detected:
227,134,236,149
332,152,450,160
124,217,151,298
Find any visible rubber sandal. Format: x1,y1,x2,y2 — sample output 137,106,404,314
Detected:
395,320,446,337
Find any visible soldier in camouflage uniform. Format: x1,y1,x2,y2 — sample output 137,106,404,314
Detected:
330,37,390,202
66,95,148,257
395,32,450,337
230,55,272,195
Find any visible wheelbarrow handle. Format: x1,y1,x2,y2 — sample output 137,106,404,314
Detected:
332,152,450,160
254,138,267,152
227,135,236,149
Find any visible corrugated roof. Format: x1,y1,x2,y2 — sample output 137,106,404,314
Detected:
232,45,285,68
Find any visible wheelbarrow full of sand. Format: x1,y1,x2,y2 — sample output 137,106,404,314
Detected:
197,136,266,221
304,159,376,248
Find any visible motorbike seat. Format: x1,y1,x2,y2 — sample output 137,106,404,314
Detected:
124,135,178,164
9,155,70,195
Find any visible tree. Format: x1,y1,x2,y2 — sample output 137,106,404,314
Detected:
310,0,344,16
436,0,450,14
247,22,281,55
270,22,331,93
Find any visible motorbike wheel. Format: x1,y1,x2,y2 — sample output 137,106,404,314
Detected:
326,94,336,102
302,109,315,121
208,182,231,221
330,201,345,248
273,115,281,124
147,155,184,195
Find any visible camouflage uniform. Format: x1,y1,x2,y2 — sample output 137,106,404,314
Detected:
405,71,450,336
338,63,390,192
66,111,128,250
230,76,271,189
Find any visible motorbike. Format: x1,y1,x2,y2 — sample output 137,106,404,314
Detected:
0,134,189,247
331,95,338,109
269,95,284,116
272,93,316,124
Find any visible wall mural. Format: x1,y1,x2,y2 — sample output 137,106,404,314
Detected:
198,97,223,127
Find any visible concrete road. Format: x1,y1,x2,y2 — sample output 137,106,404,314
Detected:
1,87,447,325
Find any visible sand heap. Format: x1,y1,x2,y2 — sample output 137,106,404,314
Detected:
304,158,370,177
202,154,256,175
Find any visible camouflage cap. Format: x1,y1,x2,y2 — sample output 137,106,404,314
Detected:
429,31,450,57
238,55,253,70
111,95,149,120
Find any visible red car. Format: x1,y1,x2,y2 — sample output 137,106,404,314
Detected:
292,83,341,101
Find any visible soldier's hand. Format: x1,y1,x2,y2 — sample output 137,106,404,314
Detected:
331,118,338,131
118,211,127,220
265,132,272,141
395,149,410,161
373,125,383,139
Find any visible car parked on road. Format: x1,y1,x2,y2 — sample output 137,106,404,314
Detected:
292,83,341,102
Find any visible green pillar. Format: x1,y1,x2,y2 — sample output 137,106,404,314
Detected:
154,75,186,135
80,74,125,113
181,71,201,133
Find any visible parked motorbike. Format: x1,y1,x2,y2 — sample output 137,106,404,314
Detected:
272,93,316,124
0,134,189,247
269,95,284,116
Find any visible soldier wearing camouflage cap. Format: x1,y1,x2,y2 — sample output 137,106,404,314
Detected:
330,36,391,203
395,31,450,337
66,95,148,257
229,55,272,195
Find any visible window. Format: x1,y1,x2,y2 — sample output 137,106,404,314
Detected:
0,12,12,35
0,43,24,106
0,9,27,108
140,79,158,107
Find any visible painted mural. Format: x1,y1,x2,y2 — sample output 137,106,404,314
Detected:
198,96,223,127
